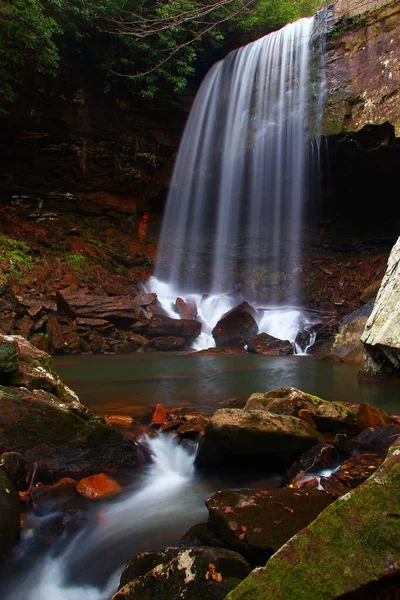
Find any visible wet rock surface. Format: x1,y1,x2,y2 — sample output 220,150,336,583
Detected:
0,336,138,474
246,333,293,356
113,546,251,600
212,305,258,347
244,387,356,432
205,488,334,565
226,437,400,600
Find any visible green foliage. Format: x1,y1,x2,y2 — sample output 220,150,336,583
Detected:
65,253,86,270
240,0,324,34
0,0,324,107
0,234,31,267
0,0,60,107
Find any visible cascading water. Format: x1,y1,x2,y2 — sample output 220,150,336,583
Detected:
148,15,327,349
1,435,205,600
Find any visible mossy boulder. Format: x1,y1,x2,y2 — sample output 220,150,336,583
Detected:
0,335,78,404
0,385,137,474
206,488,334,566
226,439,400,600
113,546,251,600
195,408,322,470
245,388,356,432
0,469,20,561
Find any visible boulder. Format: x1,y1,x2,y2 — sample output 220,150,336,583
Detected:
113,546,251,600
244,388,356,433
212,306,258,347
175,298,198,320
206,488,334,565
76,474,121,499
0,385,137,474
331,301,374,363
0,469,20,560
355,403,392,432
147,316,201,339
247,333,293,356
195,409,322,470
360,238,400,379
226,438,400,600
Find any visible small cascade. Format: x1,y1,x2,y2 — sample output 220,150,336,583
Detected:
149,14,327,349
2,435,201,600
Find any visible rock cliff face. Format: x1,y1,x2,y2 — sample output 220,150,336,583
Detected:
360,237,400,378
323,0,400,136
0,69,190,211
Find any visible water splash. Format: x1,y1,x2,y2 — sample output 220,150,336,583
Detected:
2,435,201,600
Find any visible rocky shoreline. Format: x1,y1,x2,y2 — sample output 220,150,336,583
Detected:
0,334,399,598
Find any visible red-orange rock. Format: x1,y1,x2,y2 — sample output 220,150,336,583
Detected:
106,415,134,428
76,474,121,500
150,403,167,427
356,403,391,432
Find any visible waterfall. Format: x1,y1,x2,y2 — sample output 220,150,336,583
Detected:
147,15,327,349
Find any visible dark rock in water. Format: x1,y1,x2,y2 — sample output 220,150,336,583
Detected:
195,408,322,471
206,488,334,565
0,385,138,474
212,307,258,347
150,336,186,351
0,469,20,561
180,522,226,549
247,333,293,356
288,473,350,498
114,546,251,600
284,442,340,485
358,424,400,451
31,477,78,513
147,316,201,339
195,346,246,355
226,438,400,600
333,433,361,456
244,387,356,433
0,452,28,491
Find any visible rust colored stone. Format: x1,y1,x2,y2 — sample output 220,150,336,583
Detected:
106,415,134,427
356,403,391,432
76,474,121,500
150,403,167,427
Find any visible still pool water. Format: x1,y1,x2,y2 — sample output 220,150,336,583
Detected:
55,353,400,421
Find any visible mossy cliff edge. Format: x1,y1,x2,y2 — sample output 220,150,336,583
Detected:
225,436,400,599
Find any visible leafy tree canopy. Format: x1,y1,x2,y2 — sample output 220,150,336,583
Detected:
0,0,323,108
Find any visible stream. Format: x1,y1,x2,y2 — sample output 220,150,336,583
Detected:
1,354,399,598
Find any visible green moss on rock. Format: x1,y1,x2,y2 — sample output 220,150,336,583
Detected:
226,440,400,600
